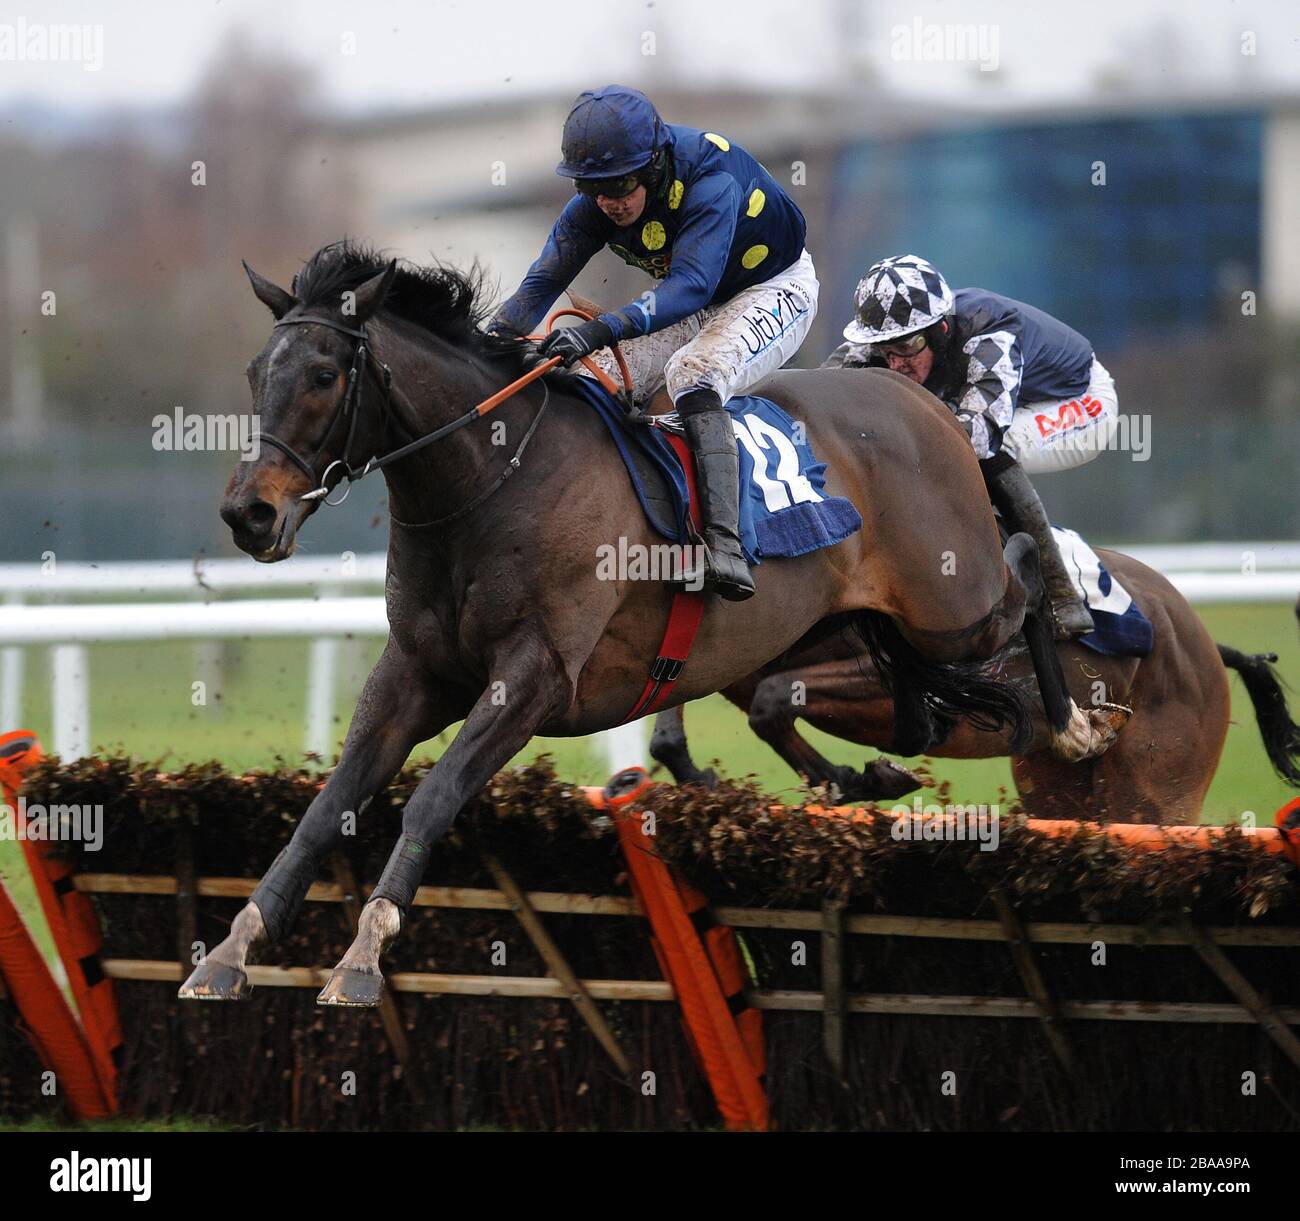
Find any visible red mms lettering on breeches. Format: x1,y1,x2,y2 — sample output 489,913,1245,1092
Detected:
1035,395,1101,438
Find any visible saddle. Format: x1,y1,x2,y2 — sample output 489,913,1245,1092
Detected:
563,289,862,561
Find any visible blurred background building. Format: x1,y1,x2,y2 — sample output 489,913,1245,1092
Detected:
0,1,1297,560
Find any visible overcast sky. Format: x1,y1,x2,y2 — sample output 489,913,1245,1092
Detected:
0,0,1295,115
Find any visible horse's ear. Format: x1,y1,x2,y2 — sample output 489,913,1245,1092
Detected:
243,260,296,319
350,259,398,323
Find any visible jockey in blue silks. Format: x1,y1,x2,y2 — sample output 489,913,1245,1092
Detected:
491,85,819,601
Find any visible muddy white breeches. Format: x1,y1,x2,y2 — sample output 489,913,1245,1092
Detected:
581,248,820,408
1000,358,1120,474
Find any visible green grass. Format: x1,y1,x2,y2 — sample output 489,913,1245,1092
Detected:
4,601,1297,822
0,1115,238,1133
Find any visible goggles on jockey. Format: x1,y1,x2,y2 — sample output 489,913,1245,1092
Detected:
573,171,643,200
873,330,929,359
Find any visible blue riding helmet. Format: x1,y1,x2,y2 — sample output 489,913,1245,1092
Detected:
555,84,669,179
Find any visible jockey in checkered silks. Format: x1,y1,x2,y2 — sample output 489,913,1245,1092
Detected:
825,255,1121,638
489,85,819,602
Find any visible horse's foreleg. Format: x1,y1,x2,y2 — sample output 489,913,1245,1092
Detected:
1003,533,1130,762
178,649,454,1001
649,705,718,786
318,635,571,1007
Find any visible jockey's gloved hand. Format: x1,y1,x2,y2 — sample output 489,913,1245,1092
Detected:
517,345,550,373
538,317,614,367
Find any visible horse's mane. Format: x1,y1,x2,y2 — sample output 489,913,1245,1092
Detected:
292,240,535,370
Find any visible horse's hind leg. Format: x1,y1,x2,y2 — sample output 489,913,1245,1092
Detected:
747,666,922,800
881,532,1127,761
179,649,456,1000
649,705,718,787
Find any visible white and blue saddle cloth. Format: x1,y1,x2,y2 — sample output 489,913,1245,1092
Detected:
1053,526,1154,658
570,377,863,564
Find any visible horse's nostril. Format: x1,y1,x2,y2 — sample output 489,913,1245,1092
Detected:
245,500,277,531
221,497,277,535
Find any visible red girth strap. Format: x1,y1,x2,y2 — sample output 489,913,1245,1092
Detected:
621,432,707,723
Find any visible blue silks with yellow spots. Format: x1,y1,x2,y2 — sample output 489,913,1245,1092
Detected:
496,122,806,343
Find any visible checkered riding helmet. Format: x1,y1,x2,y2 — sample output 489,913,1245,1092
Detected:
842,255,954,344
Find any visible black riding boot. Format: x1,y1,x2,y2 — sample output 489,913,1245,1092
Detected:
981,454,1094,640
678,392,755,602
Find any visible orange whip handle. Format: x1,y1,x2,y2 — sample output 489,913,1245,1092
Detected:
534,307,634,399
471,306,635,419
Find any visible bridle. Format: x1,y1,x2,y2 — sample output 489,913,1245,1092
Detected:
254,307,631,524
257,314,398,507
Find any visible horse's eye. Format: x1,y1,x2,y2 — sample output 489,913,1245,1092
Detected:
313,369,336,389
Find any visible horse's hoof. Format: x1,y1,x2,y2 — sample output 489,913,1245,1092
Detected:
1051,701,1132,762
178,960,252,1001
864,758,923,800
1089,701,1132,741
317,966,384,1008
828,759,921,803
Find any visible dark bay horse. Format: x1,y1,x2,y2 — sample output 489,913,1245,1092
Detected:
651,551,1300,824
180,242,1127,1007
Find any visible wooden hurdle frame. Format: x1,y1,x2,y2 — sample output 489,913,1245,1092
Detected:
75,869,1300,1069
8,746,1300,1127
66,787,1300,1098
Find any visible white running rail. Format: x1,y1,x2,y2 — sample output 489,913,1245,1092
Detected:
1,545,1296,762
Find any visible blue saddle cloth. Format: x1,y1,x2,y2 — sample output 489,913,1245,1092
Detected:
569,377,862,564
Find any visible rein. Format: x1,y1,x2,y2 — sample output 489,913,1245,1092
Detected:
257,308,633,522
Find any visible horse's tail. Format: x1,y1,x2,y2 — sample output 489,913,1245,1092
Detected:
854,609,1032,756
1217,643,1300,785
